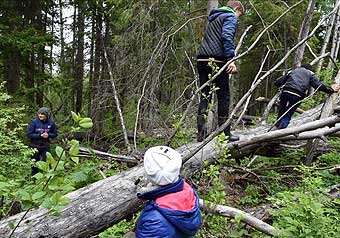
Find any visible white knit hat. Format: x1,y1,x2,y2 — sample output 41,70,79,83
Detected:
143,146,182,186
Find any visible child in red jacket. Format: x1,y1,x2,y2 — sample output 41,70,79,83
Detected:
135,146,201,238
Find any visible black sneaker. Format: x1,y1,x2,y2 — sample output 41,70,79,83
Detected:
226,132,240,142
197,131,207,142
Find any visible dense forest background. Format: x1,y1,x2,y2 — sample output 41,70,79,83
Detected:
2,0,339,146
2,0,340,237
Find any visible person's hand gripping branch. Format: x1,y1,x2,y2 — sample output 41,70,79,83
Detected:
331,83,340,92
226,61,238,74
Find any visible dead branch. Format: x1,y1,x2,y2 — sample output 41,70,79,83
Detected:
78,147,139,164
102,45,131,153
167,0,304,144
200,199,279,236
183,1,340,163
305,69,340,164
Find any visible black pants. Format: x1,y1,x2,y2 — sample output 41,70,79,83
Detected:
197,61,231,135
31,147,49,175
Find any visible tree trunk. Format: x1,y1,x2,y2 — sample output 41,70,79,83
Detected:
316,0,340,73
90,2,105,137
293,0,316,68
305,69,340,165
33,0,44,106
4,0,22,95
74,3,85,113
58,0,65,73
88,14,95,115
207,0,218,14
4,49,20,95
328,6,340,70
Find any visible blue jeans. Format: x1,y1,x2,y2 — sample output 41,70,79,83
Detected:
276,92,302,129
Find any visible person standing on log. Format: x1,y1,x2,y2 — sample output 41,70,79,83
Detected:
274,63,339,129
27,107,58,175
196,0,245,142
135,146,201,238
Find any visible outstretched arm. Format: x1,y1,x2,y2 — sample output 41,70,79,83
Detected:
310,74,334,94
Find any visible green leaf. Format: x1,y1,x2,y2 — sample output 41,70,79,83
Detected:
69,141,79,157
32,191,46,200
61,184,75,193
56,161,65,171
72,171,88,182
55,146,66,160
71,111,80,123
36,161,49,172
17,189,31,201
0,182,9,189
46,152,57,168
70,156,79,164
8,222,15,230
79,118,93,129
41,197,52,209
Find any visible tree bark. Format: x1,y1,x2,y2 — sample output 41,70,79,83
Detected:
74,3,85,113
4,0,22,95
328,6,340,70
316,0,340,73
200,200,279,236
90,1,104,137
293,0,316,68
207,0,218,14
305,69,340,164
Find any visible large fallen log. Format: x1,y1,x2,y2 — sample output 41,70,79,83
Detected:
2,107,340,238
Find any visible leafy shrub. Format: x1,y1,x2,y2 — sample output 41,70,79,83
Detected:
270,167,340,238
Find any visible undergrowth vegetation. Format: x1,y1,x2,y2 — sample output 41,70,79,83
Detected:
2,85,340,238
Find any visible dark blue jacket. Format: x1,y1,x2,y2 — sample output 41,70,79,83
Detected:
27,118,57,149
198,7,238,61
136,177,201,238
275,67,334,97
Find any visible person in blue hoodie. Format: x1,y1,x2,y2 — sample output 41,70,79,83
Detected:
196,0,245,142
27,107,58,175
135,146,201,238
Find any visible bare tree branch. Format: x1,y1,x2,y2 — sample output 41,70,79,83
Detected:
182,0,340,163
200,199,279,236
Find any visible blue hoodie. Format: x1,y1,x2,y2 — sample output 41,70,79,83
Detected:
136,177,201,238
198,7,238,61
27,118,58,149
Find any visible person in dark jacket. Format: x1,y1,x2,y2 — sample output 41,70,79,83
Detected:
135,146,201,238
196,0,245,142
27,107,58,175
274,64,339,129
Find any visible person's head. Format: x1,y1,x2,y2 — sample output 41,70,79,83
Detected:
226,0,245,17
143,146,182,186
301,63,313,71
37,107,50,121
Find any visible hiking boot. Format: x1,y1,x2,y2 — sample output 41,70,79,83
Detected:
197,130,208,142
226,132,240,142
224,125,240,142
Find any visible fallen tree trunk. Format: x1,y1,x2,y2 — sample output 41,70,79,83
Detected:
2,106,339,238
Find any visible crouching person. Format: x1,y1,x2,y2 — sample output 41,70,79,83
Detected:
135,146,201,238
